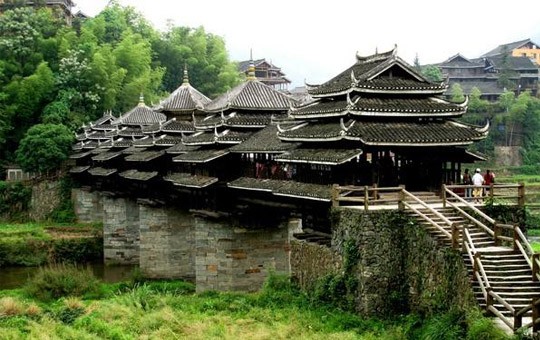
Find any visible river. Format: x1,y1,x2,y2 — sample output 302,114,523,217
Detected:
0,264,137,290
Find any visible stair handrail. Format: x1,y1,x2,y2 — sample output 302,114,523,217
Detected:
401,189,454,241
464,223,522,330
443,186,496,225
445,200,494,237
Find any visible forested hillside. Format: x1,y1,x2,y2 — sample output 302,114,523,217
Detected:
0,1,241,175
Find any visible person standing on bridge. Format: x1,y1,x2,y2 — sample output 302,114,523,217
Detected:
472,168,485,204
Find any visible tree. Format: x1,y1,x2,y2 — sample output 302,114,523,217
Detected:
413,53,421,73
468,87,489,113
450,83,465,103
421,65,443,83
15,123,74,173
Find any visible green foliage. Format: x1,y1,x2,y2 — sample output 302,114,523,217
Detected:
47,176,76,223
468,87,490,113
0,223,103,266
0,181,31,220
24,264,103,301
421,64,443,82
451,83,465,103
15,123,74,173
0,4,240,167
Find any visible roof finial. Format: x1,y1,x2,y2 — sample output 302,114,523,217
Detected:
183,63,189,84
375,47,378,55
247,48,256,80
138,92,145,107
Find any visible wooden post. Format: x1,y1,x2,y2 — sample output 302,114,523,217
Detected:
518,183,525,207
473,252,480,281
514,313,522,331
534,298,540,332
513,225,519,251
364,185,369,211
486,287,494,315
331,184,339,208
494,224,501,246
442,184,447,208
398,185,405,211
451,223,459,249
533,253,540,282
489,183,494,200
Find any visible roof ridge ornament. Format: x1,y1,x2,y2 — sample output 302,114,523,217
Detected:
182,63,189,84
350,70,358,86
138,93,145,107
247,49,257,80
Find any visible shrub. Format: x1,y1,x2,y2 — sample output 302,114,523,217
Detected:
55,297,86,324
24,263,102,301
0,297,24,316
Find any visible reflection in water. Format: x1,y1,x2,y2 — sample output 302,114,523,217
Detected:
0,264,137,290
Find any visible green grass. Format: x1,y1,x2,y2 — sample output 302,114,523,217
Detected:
0,222,103,267
0,276,516,339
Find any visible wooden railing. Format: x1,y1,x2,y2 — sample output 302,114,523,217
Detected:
442,184,540,332
332,183,539,333
443,183,525,207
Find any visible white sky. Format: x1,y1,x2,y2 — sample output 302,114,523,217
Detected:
74,0,540,88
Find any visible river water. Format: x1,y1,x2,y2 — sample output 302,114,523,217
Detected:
0,264,137,290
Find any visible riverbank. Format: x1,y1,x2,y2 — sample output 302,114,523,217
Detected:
0,275,511,339
0,223,103,267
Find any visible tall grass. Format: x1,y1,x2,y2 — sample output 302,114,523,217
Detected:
23,263,103,301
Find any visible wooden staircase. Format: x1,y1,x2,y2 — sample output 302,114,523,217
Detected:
406,193,540,333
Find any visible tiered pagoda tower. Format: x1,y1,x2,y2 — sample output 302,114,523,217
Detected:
272,46,488,191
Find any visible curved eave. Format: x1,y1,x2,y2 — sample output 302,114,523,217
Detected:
216,140,243,145
289,110,349,119
182,140,216,146
224,123,268,128
349,110,465,118
227,184,273,193
272,192,331,202
278,135,343,142
353,87,446,95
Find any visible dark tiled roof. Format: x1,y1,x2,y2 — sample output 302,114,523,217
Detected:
309,49,442,97
278,122,343,141
228,177,332,202
159,83,211,112
91,112,115,127
279,120,487,146
237,59,266,72
82,141,99,149
193,115,224,129
92,152,122,161
121,146,147,154
132,137,154,147
216,131,253,144
487,56,538,71
437,54,482,68
182,132,216,146
290,97,464,119
347,121,487,145
69,151,92,159
124,150,165,162
69,165,90,174
225,114,272,127
118,127,145,137
351,97,465,116
229,125,299,153
119,170,158,181
92,123,116,131
291,100,348,118
165,144,200,154
445,80,504,96
172,149,229,163
88,167,117,177
163,120,195,133
164,173,218,188
154,135,184,146
205,80,294,112
481,39,534,57
86,131,109,140
114,104,166,126
275,149,362,165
